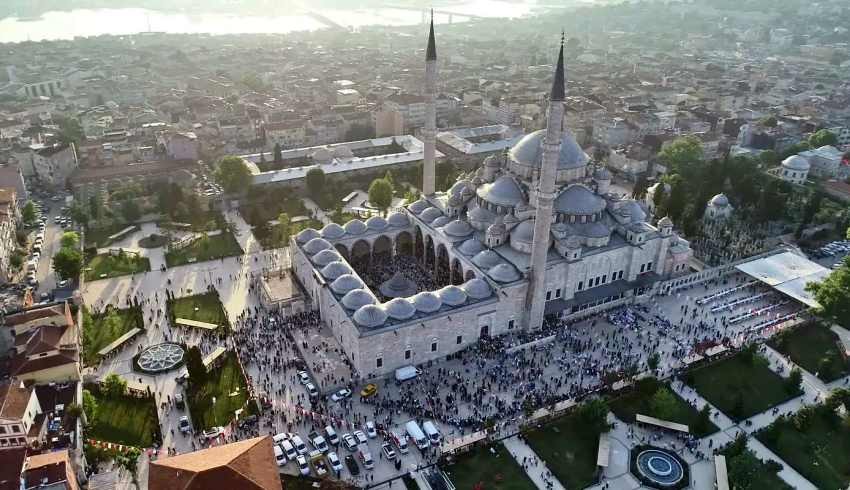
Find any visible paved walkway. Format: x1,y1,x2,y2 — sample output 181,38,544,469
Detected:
746,438,817,490
502,436,566,490
302,197,331,225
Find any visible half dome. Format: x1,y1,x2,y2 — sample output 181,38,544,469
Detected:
412,292,442,313
330,274,364,295
353,304,387,328
511,220,535,244
304,237,333,255
709,193,730,207
321,223,345,239
341,289,377,310
383,298,416,320
344,219,367,235
554,185,606,215
438,285,468,306
320,261,353,280
476,175,525,207
462,278,492,299
295,228,320,244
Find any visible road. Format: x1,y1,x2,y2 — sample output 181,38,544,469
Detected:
35,200,65,297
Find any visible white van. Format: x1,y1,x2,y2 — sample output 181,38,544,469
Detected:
291,435,308,454
391,430,409,454
273,444,286,466
422,421,442,444
281,439,297,460
324,425,339,446
405,420,430,450
357,444,374,469
395,366,420,382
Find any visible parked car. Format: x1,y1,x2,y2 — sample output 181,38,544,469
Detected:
327,451,343,473
364,421,377,439
273,445,286,466
297,371,310,385
331,388,351,402
344,455,360,476
296,455,310,475
178,416,191,433
353,430,368,445
305,383,319,398
381,442,397,461
203,427,224,440
174,393,185,409
308,430,329,453
324,425,339,446
341,433,358,452
360,383,378,398
291,435,308,454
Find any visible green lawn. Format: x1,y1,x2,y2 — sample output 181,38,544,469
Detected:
84,252,150,281
82,306,144,366
165,231,243,267
168,291,229,327
721,437,792,490
443,444,536,490
685,351,801,421
86,386,160,448
756,406,850,490
160,210,225,232
252,219,322,250
84,224,139,248
188,353,252,430
610,378,719,437
769,323,849,382
523,412,601,490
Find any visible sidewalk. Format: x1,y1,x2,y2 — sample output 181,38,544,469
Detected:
746,438,817,490
302,197,332,225
502,436,566,490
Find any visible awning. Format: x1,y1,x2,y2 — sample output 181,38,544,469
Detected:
735,251,830,308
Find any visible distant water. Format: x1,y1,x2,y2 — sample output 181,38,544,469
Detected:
0,1,537,43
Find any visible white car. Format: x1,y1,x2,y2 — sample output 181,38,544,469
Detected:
273,445,286,466
306,383,319,398
327,451,343,473
364,421,377,438
178,416,191,433
341,433,358,452
353,430,368,445
202,427,224,440
297,371,310,385
331,388,351,402
296,455,310,475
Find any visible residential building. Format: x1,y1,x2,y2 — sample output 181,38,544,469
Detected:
22,450,80,490
0,380,42,448
0,189,19,283
30,144,79,188
263,121,306,149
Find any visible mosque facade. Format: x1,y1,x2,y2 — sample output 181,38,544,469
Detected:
289,22,693,380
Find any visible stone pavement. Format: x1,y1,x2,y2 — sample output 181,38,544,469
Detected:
502,435,566,490
302,197,331,225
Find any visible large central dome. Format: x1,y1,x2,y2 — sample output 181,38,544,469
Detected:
508,129,590,183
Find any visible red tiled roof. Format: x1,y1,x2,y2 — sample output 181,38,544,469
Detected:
0,380,33,420
0,446,27,490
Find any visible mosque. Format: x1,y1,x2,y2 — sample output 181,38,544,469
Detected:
289,22,694,379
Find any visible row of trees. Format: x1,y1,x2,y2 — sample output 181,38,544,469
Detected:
53,231,82,280
807,228,850,327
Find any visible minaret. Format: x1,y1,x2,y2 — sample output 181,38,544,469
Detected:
525,36,566,331
422,12,437,196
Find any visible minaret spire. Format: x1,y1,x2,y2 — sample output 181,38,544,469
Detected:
525,35,566,331
426,10,437,61
422,10,437,196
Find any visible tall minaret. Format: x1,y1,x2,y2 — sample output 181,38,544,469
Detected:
422,12,437,196
525,36,566,331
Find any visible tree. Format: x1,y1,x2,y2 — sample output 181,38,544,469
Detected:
102,373,128,398
808,129,838,148
368,178,394,214
692,404,712,435
273,143,282,163
214,155,252,194
647,352,660,372
664,176,688,222
658,136,703,176
759,115,778,127
575,398,610,434
82,389,98,421
785,368,803,394
52,247,82,280
806,256,850,327
60,231,80,249
306,168,326,197
277,212,290,240
185,346,206,386
120,200,141,223
65,403,83,419
22,200,37,224
69,203,89,227
759,149,779,167
649,387,679,421
54,115,85,146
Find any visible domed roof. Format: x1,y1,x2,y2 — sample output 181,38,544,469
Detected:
408,199,430,215
619,201,647,223
379,272,418,299
468,205,495,224
353,304,387,328
594,167,612,180
412,292,442,313
476,175,526,207
295,228,320,244
304,237,333,255
459,238,485,256
488,263,521,283
438,285,468,306
508,129,589,171
782,155,810,171
462,278,492,299
420,207,443,224
511,219,535,244
383,298,416,320
344,219,367,235
576,222,610,238
342,288,377,310
330,274,364,295
333,145,354,158
709,193,730,207
366,216,388,231
449,180,472,198
554,185,606,215
310,147,332,162
321,223,346,239
658,216,673,228
312,249,341,266
431,216,451,228
443,219,473,237
472,250,503,269
320,261,353,280
387,212,410,227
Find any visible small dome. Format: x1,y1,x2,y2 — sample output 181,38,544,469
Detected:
443,219,473,237
321,223,346,239
476,175,526,207
621,201,647,223
408,199,430,215
459,238,484,256
366,216,388,231
555,185,606,215
438,285,467,306
488,263,520,283
387,212,410,227
420,207,443,224
295,228,320,244
468,205,495,224
330,274,364,295
312,249,341,266
344,219,367,235
379,272,418,299
709,193,729,207
658,216,673,228
462,278,492,299
383,298,416,320
782,155,810,171
449,180,472,198
310,147,332,162
511,220,535,244
342,289,377,310
353,304,387,328
304,237,333,255
320,261,353,280
431,216,451,228
333,146,353,158
472,250,503,269
412,292,442,313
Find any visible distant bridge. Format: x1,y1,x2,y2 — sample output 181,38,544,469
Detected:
381,5,488,22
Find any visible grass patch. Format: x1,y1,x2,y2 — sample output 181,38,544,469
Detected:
252,219,322,250
756,405,850,490
523,412,600,490
84,251,150,281
84,223,138,248
187,352,252,430
443,444,535,490
138,233,168,248
165,231,243,267
685,349,802,421
82,306,144,366
86,385,160,448
167,291,229,327
160,210,225,232
610,378,718,437
721,436,792,490
769,322,849,382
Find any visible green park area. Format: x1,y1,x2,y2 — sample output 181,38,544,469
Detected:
756,399,850,490
168,291,229,327
84,251,150,281
164,231,243,267
609,377,718,437
721,436,792,490
443,444,535,490
82,306,144,366
252,218,322,250
187,351,253,430
769,322,849,382
85,383,160,448
685,348,802,421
